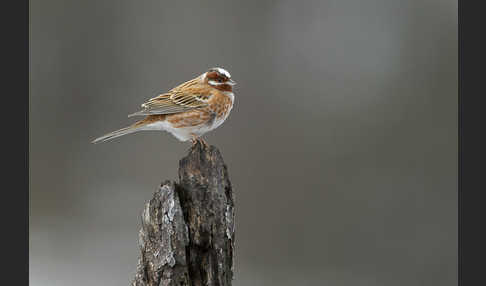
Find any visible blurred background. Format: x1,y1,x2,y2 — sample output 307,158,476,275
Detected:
30,0,457,285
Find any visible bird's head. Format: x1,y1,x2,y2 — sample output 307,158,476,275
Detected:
202,67,236,92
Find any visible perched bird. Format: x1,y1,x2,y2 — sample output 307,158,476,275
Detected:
92,67,236,145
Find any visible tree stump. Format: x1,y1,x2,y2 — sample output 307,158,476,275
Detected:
132,142,235,286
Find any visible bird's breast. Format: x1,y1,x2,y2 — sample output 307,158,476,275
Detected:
208,92,234,128
164,91,234,131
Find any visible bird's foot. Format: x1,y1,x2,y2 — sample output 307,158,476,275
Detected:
190,135,209,149
198,137,209,148
190,136,198,147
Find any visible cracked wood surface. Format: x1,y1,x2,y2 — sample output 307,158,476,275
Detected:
132,142,235,286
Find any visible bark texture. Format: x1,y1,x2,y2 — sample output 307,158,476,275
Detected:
132,142,235,286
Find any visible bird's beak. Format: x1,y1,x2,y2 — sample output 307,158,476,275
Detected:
227,79,237,86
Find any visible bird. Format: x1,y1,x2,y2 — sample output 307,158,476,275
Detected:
91,67,236,145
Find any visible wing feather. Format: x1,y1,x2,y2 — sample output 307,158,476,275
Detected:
128,78,211,117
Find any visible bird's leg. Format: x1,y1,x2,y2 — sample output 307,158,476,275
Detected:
190,134,199,147
199,137,209,148
190,134,209,148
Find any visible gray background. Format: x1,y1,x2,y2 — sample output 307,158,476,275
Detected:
30,0,457,285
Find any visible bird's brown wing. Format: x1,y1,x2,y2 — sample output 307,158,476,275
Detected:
128,79,211,117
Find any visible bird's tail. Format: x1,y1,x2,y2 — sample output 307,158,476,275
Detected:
91,122,146,144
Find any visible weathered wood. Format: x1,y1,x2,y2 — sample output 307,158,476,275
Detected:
132,142,235,286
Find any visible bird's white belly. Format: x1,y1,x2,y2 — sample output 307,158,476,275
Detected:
145,112,230,142
186,110,231,138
